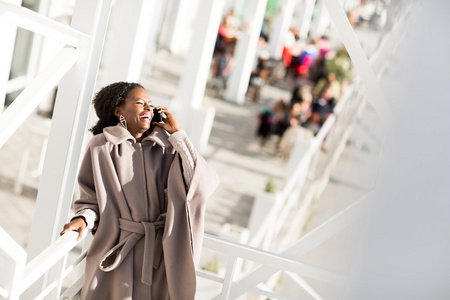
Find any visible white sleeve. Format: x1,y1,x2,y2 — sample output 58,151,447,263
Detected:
168,130,197,187
73,208,98,230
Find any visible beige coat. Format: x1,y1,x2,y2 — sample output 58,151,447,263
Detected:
74,125,219,299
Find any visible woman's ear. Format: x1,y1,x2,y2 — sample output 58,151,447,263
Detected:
114,106,121,118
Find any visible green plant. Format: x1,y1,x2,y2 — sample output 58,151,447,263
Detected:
203,255,221,274
265,176,276,194
326,49,353,82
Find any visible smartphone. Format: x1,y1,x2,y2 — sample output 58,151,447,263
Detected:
152,107,165,123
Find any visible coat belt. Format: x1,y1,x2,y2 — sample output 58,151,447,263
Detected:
99,213,166,286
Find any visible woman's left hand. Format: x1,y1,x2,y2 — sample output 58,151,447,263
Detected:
152,106,182,134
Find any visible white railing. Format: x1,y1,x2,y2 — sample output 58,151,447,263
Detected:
0,0,112,298
1,189,369,300
198,192,373,299
247,80,363,253
0,227,89,300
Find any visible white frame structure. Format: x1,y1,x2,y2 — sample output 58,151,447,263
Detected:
0,0,410,298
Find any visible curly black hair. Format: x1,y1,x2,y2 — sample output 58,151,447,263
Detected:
89,81,144,135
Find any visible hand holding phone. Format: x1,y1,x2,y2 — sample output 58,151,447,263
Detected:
152,106,181,134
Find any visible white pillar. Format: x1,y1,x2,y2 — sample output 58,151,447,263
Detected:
309,0,331,39
142,0,167,76
0,0,21,112
177,0,225,113
268,0,298,59
99,0,155,85
159,0,201,56
27,0,113,261
224,0,268,104
175,0,225,153
296,0,316,41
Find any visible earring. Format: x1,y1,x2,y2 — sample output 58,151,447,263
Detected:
119,115,127,129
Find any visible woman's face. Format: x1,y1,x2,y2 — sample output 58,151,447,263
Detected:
114,87,154,141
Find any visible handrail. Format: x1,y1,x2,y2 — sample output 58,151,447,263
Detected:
247,82,359,249
202,234,346,285
0,1,89,48
20,230,88,295
0,227,88,299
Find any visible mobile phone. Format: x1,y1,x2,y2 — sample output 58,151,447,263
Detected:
152,107,164,123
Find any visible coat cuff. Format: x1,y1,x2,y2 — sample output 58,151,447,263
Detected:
168,130,197,188
73,208,98,230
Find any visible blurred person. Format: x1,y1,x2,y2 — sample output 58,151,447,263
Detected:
212,42,234,91
302,106,322,136
309,36,330,84
248,40,270,102
278,118,314,162
60,82,219,299
314,72,341,101
281,28,299,69
272,99,290,146
215,9,239,53
289,38,319,79
291,84,313,109
256,106,273,150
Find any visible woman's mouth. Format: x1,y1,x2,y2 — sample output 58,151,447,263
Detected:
139,113,151,122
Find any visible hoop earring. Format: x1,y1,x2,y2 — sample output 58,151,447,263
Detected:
119,115,127,129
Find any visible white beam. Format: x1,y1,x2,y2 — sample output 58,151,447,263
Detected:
0,48,79,148
176,0,225,113
0,0,21,112
268,0,297,59
0,1,88,48
296,0,316,41
309,0,331,39
224,0,268,104
323,0,392,124
99,0,155,84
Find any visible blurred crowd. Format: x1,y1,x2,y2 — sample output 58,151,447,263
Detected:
208,9,354,161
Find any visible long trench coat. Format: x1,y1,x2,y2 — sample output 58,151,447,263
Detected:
74,125,219,299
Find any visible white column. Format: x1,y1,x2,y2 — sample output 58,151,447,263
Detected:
159,0,201,56
177,0,225,113
142,0,167,76
309,0,331,39
224,0,268,104
268,0,298,59
296,0,316,41
175,0,225,153
0,0,21,112
99,0,155,85
27,0,113,261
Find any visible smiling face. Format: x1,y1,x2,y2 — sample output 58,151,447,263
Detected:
114,87,154,142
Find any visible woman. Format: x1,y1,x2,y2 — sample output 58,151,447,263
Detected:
60,82,219,299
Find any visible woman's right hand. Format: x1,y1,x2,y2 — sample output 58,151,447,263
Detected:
60,217,87,241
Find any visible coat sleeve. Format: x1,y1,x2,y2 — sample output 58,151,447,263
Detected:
163,153,220,300
73,143,100,231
